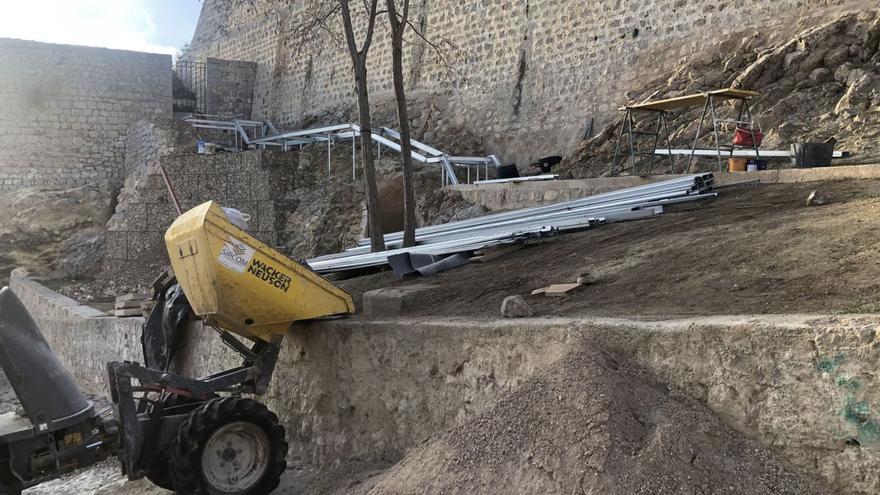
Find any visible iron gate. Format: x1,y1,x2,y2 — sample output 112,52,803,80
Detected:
172,60,207,114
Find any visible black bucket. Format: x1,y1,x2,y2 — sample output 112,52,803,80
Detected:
791,143,834,168
497,164,520,179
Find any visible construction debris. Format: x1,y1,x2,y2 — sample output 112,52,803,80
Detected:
110,292,153,318
308,174,717,274
806,190,827,206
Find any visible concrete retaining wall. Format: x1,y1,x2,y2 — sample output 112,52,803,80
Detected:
7,270,880,493
453,164,880,211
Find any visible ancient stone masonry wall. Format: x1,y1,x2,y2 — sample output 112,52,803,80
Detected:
186,0,863,167
0,39,171,191
206,57,257,118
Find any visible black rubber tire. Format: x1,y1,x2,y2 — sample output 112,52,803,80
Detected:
169,397,287,494
144,457,175,491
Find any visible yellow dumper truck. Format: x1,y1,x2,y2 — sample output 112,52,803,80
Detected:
0,201,353,494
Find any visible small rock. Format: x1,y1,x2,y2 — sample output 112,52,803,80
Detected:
501,295,534,318
824,45,850,68
810,68,833,85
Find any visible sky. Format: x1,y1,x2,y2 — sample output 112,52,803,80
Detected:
0,0,203,56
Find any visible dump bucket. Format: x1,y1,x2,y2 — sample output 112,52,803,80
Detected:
728,158,748,172
164,201,355,342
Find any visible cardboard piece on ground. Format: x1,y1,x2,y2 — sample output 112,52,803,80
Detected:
544,283,583,298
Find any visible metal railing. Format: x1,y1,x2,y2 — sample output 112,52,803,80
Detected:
184,116,501,186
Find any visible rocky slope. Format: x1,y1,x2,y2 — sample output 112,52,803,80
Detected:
563,10,880,178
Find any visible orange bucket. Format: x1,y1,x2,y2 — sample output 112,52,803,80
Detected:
728,158,747,172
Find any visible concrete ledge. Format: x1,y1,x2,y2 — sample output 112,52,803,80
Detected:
452,164,880,211
362,285,436,316
7,272,879,493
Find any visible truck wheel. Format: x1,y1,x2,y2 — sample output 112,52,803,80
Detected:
144,456,175,491
170,397,287,494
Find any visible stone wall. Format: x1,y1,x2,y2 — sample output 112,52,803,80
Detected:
206,57,258,118
185,0,863,166
104,119,298,271
0,39,171,191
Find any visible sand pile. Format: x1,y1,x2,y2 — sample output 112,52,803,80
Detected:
360,339,829,494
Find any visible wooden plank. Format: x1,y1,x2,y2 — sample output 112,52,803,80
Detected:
622,88,760,112
531,287,549,296
115,299,149,310
544,283,583,298
116,292,152,303
112,308,143,317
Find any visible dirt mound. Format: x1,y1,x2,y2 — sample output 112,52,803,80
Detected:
564,10,880,178
363,339,828,494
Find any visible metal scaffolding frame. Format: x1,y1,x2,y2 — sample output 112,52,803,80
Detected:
612,107,675,176
184,117,500,186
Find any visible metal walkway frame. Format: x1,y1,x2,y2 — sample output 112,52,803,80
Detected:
185,117,500,186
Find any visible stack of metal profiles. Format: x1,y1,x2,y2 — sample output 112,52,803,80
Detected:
307,174,716,274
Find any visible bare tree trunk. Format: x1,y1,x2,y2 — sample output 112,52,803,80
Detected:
340,0,386,252
386,0,417,248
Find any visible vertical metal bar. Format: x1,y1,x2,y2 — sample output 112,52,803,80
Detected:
626,110,636,176
662,113,675,171
611,110,626,176
352,135,356,181
687,97,710,173
745,100,760,161
467,165,471,184
649,110,662,174
732,99,746,163
327,135,331,177
708,96,723,171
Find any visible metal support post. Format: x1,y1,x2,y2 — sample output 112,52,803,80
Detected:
687,97,711,173
352,136,357,181
612,111,625,176
626,110,636,176
744,100,760,161
327,135,331,177
661,113,675,171
708,96,723,170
